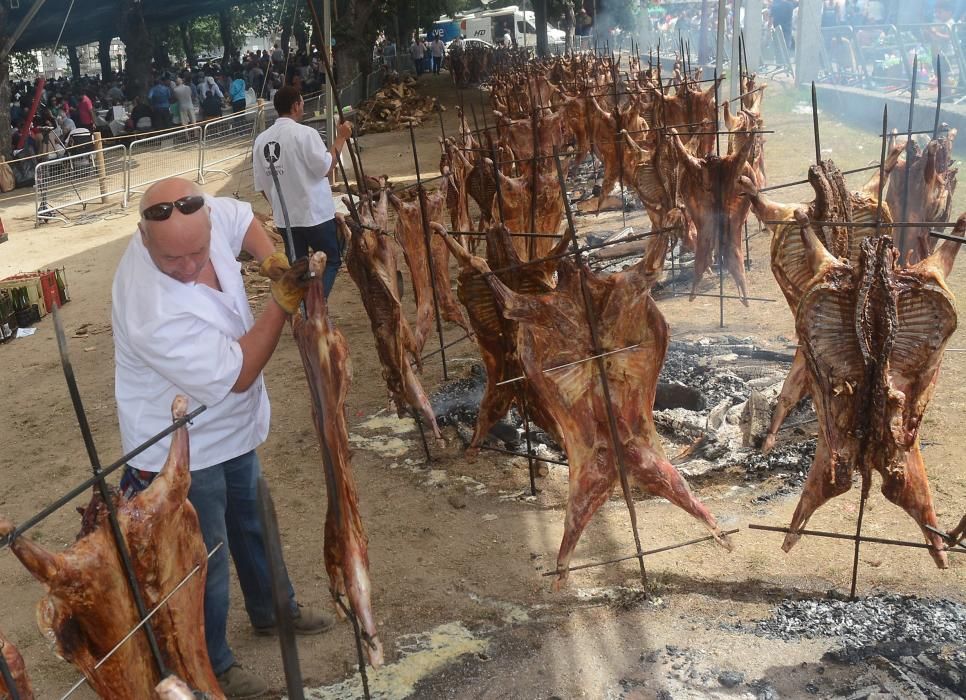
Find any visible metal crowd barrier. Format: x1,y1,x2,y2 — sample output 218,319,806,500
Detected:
200,108,260,180
33,74,388,223
35,143,128,224
128,125,203,194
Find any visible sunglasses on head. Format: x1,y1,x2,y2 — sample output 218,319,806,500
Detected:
142,195,206,221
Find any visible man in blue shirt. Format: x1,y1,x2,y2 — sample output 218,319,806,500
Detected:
148,77,173,129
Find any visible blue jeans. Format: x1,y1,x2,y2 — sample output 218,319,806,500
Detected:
121,451,297,675
291,218,341,297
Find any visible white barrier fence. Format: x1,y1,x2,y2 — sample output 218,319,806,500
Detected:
32,73,386,225
129,126,203,194
35,143,128,224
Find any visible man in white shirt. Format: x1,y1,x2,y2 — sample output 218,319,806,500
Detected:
172,77,197,125
252,86,352,297
430,36,445,74
112,177,332,699
411,37,426,76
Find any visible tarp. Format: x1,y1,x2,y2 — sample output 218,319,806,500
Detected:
6,0,260,52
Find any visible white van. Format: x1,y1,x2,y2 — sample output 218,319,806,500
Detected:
459,6,565,48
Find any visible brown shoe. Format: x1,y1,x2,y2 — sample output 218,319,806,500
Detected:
216,664,268,699
252,604,336,637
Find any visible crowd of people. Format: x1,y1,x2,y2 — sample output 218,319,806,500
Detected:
6,43,331,188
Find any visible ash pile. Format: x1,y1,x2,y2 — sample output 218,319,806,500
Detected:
656,337,814,487
428,337,817,494
753,594,966,697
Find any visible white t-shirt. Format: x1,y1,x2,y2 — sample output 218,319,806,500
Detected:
432,40,445,58
112,196,270,471
252,116,335,228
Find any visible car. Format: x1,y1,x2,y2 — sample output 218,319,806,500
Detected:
445,37,494,52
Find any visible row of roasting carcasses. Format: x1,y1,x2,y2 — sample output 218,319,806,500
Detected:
2,53,964,699
339,53,965,594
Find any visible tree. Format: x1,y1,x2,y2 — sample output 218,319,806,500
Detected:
118,0,154,98
98,33,114,81
219,9,236,68
67,46,81,79
179,22,197,67
0,3,12,159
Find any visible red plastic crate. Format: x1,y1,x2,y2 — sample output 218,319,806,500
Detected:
40,271,60,313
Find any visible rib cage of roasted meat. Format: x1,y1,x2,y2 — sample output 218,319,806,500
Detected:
435,222,571,453
740,156,900,452
389,187,471,354
464,250,731,587
0,628,34,699
786,223,962,567
886,133,958,265
341,187,441,437
0,396,223,699
292,252,384,667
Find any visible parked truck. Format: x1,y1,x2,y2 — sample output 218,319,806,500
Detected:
452,6,565,47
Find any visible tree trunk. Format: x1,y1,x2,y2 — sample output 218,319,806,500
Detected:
67,46,82,78
179,22,196,67
98,33,114,80
0,3,11,159
332,0,379,87
119,0,154,98
153,41,170,70
0,52,12,159
535,0,549,56
219,9,234,69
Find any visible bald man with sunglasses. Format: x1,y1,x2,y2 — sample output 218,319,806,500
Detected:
112,177,333,699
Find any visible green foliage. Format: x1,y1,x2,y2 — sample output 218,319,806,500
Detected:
10,51,40,78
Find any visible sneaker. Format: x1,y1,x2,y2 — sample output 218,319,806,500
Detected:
215,664,268,699
252,603,336,637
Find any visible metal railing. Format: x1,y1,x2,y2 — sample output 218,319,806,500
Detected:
35,144,128,224
128,126,203,194
32,71,390,224
200,107,262,180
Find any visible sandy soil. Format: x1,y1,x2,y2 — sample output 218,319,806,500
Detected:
0,74,964,699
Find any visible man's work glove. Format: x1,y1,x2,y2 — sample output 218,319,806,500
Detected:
259,252,310,314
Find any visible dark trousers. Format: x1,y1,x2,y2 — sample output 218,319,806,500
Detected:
432,55,442,73
152,108,171,129
231,99,246,114
120,451,297,676
291,218,341,297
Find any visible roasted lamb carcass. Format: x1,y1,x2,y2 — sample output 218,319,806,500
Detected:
886,133,958,265
0,397,223,699
491,167,567,261
340,205,440,437
475,251,732,588
389,186,471,354
292,252,384,666
0,628,34,699
741,155,902,451
434,222,570,452
671,126,757,303
784,217,964,567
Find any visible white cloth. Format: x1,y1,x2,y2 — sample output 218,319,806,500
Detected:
112,196,269,471
252,116,335,228
431,40,445,58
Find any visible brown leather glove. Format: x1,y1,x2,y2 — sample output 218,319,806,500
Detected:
259,252,309,314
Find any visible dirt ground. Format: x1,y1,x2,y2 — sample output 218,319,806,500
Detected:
0,73,964,700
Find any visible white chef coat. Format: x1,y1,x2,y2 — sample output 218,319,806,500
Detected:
252,116,335,228
112,196,270,471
